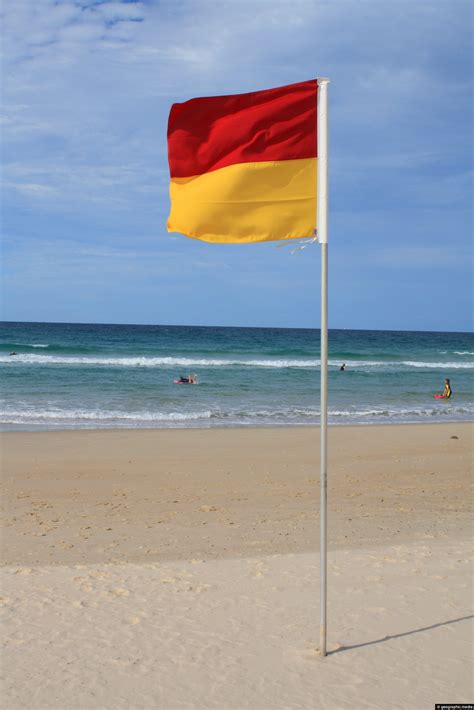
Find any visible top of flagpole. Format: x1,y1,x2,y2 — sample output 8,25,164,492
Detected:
316,78,329,244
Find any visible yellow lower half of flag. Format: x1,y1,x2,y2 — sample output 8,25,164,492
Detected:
167,158,317,244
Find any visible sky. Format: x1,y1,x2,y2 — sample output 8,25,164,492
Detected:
1,0,473,331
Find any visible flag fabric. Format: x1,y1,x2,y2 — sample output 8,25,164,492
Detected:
167,80,318,244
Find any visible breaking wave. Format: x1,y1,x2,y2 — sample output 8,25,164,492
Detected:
1,403,472,429
1,353,473,370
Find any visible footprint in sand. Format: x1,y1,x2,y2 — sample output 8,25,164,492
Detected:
192,584,210,594
247,560,268,578
367,606,387,614
89,570,112,579
71,600,88,608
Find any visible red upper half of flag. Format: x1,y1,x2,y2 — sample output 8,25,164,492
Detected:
168,79,317,178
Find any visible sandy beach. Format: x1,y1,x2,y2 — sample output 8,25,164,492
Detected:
1,423,473,708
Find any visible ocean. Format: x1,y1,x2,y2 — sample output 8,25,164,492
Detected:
1,322,473,431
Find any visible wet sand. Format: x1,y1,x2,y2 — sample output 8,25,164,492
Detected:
1,423,472,566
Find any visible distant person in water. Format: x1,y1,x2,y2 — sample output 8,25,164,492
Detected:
443,378,452,399
178,374,197,384
340,363,346,371
9,352,17,356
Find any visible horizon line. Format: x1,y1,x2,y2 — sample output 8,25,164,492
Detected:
1,319,472,336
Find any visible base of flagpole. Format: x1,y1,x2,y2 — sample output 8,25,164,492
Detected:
319,624,327,657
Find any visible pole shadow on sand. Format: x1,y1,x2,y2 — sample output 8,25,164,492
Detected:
329,615,474,655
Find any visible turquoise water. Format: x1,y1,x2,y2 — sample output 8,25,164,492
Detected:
1,322,473,430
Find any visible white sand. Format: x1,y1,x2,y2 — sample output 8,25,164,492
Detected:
2,538,472,709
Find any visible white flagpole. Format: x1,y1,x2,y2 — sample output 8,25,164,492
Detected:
317,76,330,657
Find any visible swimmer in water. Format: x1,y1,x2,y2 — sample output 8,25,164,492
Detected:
177,374,198,384
443,378,452,399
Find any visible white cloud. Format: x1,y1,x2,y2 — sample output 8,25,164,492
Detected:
368,245,472,269
96,2,145,23
4,182,58,196
1,0,472,249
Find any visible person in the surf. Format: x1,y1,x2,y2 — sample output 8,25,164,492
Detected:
340,363,346,371
178,374,197,384
442,378,452,399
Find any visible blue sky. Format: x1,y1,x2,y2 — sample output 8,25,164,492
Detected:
1,0,472,331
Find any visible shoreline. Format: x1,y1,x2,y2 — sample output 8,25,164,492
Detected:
1,418,472,435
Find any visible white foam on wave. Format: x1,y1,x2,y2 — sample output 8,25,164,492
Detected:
0,408,213,423
2,353,473,370
3,343,50,349
331,405,474,417
1,403,473,427
401,360,474,369
0,354,319,368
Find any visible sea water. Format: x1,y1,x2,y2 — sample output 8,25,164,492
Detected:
1,322,473,430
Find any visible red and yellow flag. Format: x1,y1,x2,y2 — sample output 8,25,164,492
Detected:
167,80,318,244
